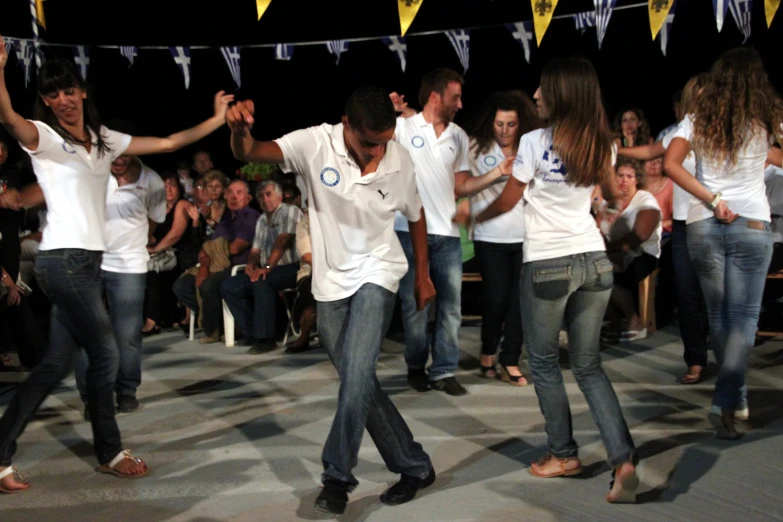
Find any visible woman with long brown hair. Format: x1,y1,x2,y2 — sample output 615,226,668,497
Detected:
472,57,638,503
664,47,783,439
464,90,542,385
613,107,653,148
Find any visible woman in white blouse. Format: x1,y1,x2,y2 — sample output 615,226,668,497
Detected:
0,40,232,492
664,47,783,439
473,57,638,503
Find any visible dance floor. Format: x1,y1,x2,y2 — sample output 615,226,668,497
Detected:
1,325,782,521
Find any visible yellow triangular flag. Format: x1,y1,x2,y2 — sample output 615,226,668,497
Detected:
648,0,675,39
35,0,46,30
398,0,424,37
766,0,781,27
531,0,559,46
256,0,273,21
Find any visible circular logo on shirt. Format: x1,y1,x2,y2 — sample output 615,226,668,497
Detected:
62,142,77,154
411,136,425,148
320,167,340,187
483,155,498,167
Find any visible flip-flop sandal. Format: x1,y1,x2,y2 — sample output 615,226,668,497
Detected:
0,466,30,494
679,368,704,384
529,454,583,478
96,449,149,479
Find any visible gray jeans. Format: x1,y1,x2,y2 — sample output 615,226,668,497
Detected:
317,283,432,490
521,251,635,467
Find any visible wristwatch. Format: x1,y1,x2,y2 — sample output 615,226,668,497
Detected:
706,192,723,211
264,264,271,269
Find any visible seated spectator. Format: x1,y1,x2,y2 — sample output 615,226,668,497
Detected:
220,180,302,353
177,159,195,199
202,169,229,235
282,184,302,209
173,180,260,343
192,150,214,176
286,211,317,354
599,158,662,342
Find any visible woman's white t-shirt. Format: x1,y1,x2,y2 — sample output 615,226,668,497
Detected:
469,139,525,243
660,124,696,221
21,120,132,251
603,189,662,258
512,127,611,263
672,115,771,224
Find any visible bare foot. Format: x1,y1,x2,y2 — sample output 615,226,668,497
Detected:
0,466,31,493
141,319,157,334
606,461,638,503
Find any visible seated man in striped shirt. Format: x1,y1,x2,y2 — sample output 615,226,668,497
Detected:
220,180,302,353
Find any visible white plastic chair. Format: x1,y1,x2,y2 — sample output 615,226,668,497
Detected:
222,264,246,348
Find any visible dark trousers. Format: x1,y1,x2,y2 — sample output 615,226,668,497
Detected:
173,269,232,335
672,220,708,367
144,268,183,326
474,240,524,366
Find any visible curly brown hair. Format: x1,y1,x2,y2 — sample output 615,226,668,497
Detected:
465,90,543,158
692,47,783,166
613,107,652,147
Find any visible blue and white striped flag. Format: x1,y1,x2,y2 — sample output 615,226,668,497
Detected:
728,0,753,42
274,44,294,61
659,12,676,56
506,22,534,64
713,0,730,31
73,46,90,80
446,30,470,73
169,46,191,90
595,0,617,49
326,40,349,64
383,36,407,72
220,46,241,88
119,46,138,66
14,39,34,87
574,11,596,33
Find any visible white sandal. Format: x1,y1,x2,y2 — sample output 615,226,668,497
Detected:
95,449,149,479
0,465,30,494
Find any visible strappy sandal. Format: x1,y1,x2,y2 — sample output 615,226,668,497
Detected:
678,365,704,384
0,466,30,494
499,365,528,386
478,364,497,379
96,449,149,479
529,453,583,478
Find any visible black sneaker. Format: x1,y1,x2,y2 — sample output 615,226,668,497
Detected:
247,339,277,354
407,369,431,392
117,395,139,413
380,468,436,506
314,478,349,515
430,377,468,396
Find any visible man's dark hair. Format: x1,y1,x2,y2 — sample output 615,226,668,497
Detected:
283,184,301,199
344,85,396,134
418,67,464,107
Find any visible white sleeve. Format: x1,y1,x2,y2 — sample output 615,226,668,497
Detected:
274,127,316,180
102,128,132,161
511,132,537,184
671,114,694,143
20,120,57,154
400,156,423,222
455,129,471,172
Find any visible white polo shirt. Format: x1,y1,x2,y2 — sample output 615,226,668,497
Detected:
469,139,525,243
275,123,423,302
102,163,167,274
21,120,132,251
392,113,470,237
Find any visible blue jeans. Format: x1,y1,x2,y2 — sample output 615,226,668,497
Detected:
219,264,299,341
74,271,147,401
521,251,635,467
0,249,123,466
671,220,708,368
687,217,773,410
318,283,432,490
397,232,462,381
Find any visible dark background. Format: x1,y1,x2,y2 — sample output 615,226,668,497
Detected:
1,0,781,176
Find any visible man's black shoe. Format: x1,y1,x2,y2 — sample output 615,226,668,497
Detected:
117,395,139,413
380,468,436,506
247,339,277,354
407,369,430,392
430,376,468,396
314,478,349,515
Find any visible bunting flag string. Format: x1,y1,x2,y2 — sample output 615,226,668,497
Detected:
445,30,470,72
574,11,597,33
326,40,349,64
398,0,425,37
274,44,294,61
256,0,273,21
169,46,191,89
766,0,781,27
595,0,618,49
506,22,534,64
658,11,676,55
713,0,730,31
728,0,753,42
383,36,408,71
648,0,676,39
28,0,43,70
73,45,90,79
119,46,138,66
531,0,560,46
220,46,242,88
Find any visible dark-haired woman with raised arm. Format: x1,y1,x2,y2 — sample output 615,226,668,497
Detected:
0,36,232,492
473,57,638,503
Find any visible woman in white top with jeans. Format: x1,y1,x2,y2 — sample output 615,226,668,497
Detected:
664,47,783,440
473,57,638,503
0,40,232,492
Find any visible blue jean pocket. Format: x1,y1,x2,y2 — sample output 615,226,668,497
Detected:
593,256,615,291
532,265,571,300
